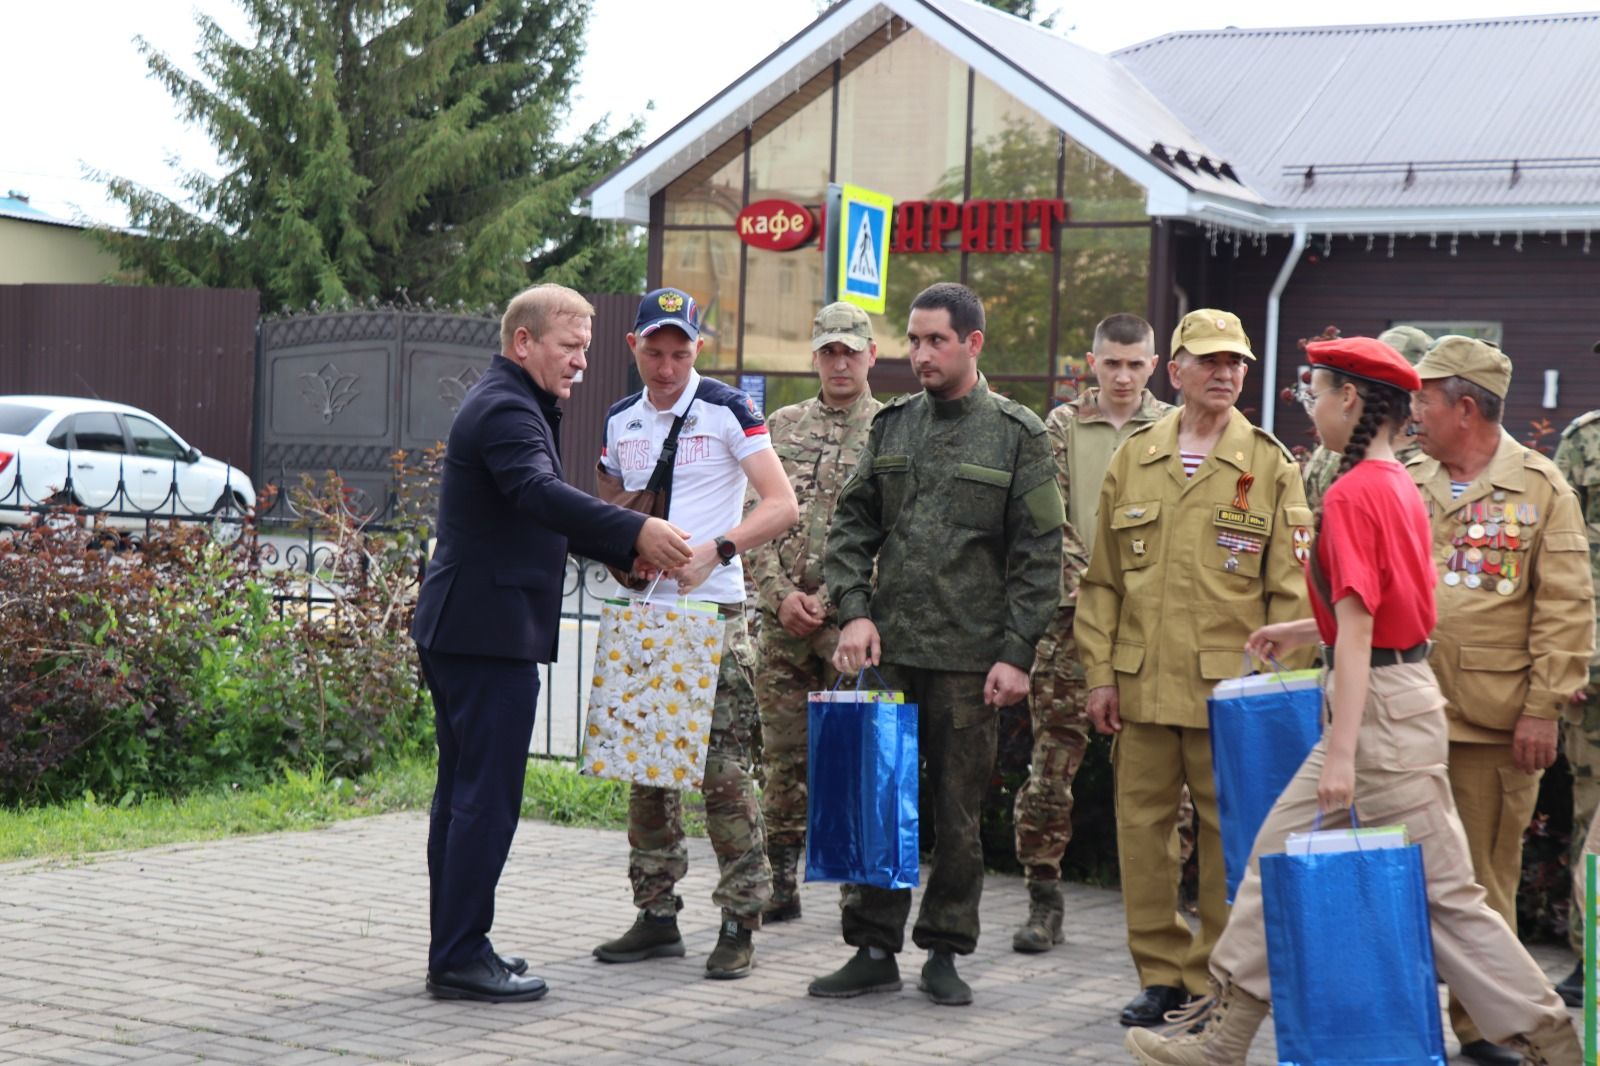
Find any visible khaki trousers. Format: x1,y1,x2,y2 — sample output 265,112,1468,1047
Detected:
1209,662,1568,1045
1113,720,1226,993
1445,740,1543,1045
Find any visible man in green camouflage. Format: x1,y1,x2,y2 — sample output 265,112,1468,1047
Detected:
1013,312,1171,953
809,282,1063,1006
747,302,882,923
1302,325,1432,510
1553,341,1600,1006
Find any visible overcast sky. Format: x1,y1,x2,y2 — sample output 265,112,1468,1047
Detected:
4,0,1595,226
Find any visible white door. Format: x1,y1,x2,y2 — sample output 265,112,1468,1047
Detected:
124,414,197,514
58,411,131,511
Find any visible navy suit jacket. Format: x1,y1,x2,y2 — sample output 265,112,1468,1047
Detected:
411,355,645,662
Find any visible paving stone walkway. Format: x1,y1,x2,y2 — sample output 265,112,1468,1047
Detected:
0,813,1572,1064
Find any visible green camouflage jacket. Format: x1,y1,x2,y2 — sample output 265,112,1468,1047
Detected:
825,376,1064,673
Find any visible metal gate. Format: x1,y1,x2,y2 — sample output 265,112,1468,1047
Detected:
255,309,499,507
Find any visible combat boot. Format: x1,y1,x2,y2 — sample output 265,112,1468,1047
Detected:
1508,1017,1583,1065
1012,880,1065,953
1123,982,1268,1065
808,947,902,998
918,949,973,1006
592,909,686,963
704,911,755,980
762,842,803,922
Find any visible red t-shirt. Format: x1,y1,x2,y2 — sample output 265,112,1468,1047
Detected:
1309,459,1436,648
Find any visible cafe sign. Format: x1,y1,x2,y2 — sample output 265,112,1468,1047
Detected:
733,198,1070,254
735,199,817,251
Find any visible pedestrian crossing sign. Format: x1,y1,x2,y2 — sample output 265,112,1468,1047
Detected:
837,183,892,314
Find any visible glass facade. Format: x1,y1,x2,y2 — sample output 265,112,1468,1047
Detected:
655,25,1153,415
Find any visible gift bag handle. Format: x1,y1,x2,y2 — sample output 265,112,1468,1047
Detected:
1237,651,1301,697
1300,806,1363,856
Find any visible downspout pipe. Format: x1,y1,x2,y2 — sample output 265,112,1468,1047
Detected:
1261,223,1308,435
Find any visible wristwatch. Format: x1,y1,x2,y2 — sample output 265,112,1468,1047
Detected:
714,536,738,566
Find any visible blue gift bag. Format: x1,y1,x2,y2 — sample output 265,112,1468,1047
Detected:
1208,667,1324,902
805,676,919,889
1260,828,1445,1065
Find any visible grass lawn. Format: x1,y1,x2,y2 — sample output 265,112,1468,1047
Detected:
0,758,701,864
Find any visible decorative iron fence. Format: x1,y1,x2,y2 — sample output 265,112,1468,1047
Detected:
0,458,614,761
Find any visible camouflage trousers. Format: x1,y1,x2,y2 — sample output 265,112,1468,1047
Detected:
1014,605,1090,884
1566,685,1600,952
751,607,840,848
628,610,772,922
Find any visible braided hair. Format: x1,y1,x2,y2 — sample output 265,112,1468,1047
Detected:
1306,373,1414,608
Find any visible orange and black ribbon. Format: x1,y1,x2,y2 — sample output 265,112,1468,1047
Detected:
1233,471,1255,511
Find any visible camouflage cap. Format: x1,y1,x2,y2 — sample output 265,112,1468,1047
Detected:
812,301,872,352
1415,335,1512,398
1377,325,1434,366
1171,308,1254,360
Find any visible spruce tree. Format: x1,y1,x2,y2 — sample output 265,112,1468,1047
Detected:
99,0,643,311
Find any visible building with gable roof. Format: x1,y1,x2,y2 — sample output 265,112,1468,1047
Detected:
587,0,1600,449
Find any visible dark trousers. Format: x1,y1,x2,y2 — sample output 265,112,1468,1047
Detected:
419,647,539,973
840,665,997,956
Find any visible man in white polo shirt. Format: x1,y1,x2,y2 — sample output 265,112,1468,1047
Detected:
592,287,799,980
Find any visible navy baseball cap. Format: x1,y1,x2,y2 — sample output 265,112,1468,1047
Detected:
634,288,700,341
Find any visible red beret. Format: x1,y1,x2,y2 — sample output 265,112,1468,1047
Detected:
1305,337,1422,392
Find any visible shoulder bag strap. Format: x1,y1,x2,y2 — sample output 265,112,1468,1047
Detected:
644,411,689,515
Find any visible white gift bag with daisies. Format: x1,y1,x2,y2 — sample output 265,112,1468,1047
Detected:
581,587,722,790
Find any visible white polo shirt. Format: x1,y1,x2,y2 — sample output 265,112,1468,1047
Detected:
601,369,771,605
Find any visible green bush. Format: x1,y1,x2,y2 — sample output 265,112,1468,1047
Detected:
0,458,435,807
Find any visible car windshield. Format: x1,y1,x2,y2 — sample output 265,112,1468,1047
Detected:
0,403,48,436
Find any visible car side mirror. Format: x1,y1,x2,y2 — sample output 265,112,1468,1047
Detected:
186,446,202,463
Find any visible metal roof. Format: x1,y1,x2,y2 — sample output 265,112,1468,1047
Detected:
916,0,1255,202
587,3,1600,232
0,196,82,228
1114,12,1600,213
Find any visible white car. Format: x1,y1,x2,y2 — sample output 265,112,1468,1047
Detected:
0,395,256,527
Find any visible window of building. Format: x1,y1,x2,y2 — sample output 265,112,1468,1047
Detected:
749,69,832,206
660,229,742,372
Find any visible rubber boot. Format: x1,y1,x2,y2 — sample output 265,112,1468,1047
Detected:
808,947,902,998
704,910,755,980
1124,982,1269,1065
762,842,803,922
1509,1017,1584,1065
592,909,685,963
1012,880,1065,953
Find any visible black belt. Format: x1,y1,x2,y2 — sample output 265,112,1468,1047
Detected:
1321,641,1430,669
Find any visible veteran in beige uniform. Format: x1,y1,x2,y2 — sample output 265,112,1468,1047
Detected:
747,302,881,922
1076,309,1313,1026
1407,335,1596,1060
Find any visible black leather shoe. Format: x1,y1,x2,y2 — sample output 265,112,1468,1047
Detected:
498,954,528,976
1119,984,1188,1027
427,954,548,1003
1556,961,1584,1008
1457,1039,1522,1066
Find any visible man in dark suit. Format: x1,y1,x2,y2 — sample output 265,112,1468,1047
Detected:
412,283,693,1002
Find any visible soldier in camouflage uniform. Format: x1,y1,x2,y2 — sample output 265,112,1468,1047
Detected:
591,287,801,981
747,303,882,923
1014,313,1171,953
1303,325,1432,510
809,283,1063,1007
1553,345,1600,1006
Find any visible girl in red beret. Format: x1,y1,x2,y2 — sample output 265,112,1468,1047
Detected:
1127,338,1579,1065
